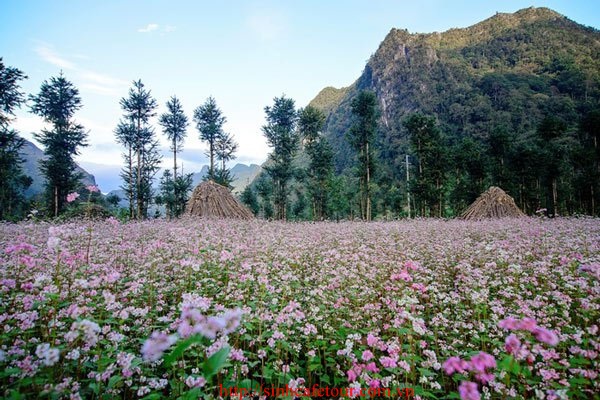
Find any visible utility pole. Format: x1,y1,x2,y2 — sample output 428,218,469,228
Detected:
406,154,411,218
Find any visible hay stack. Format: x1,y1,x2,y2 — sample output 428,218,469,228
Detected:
461,186,525,220
185,180,254,220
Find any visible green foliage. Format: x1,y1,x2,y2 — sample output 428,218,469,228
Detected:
157,169,193,219
0,59,30,221
117,80,160,219
240,186,259,215
348,90,378,221
299,106,333,220
262,95,299,220
316,8,600,217
194,97,226,180
29,73,88,217
159,96,189,180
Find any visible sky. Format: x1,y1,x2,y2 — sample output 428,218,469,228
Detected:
1,0,599,192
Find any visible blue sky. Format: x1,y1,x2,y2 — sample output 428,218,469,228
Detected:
1,0,599,192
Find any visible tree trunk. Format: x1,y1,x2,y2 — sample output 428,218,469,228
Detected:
173,141,177,180
128,145,134,219
136,117,142,219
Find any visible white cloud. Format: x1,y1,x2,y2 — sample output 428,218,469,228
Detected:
34,44,128,97
35,45,75,70
138,23,159,33
163,25,176,33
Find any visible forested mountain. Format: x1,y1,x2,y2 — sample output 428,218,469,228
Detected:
310,7,600,216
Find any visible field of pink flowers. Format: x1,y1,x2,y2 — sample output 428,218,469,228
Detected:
1,217,599,399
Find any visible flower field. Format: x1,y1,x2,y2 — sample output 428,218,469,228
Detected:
1,217,599,399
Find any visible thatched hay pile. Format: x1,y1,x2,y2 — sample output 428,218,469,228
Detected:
461,186,525,220
185,180,254,220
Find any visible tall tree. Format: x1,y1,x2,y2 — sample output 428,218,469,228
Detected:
194,97,226,180
403,113,447,217
537,115,569,216
118,80,159,219
298,105,333,220
0,59,31,220
214,131,238,188
262,95,299,220
159,96,188,179
347,90,378,221
114,120,136,218
29,72,87,217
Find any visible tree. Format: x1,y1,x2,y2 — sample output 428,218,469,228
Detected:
537,115,568,216
403,113,447,217
262,95,299,220
240,186,259,215
29,72,87,217
347,90,378,221
0,59,31,220
298,106,333,220
159,96,188,180
194,97,226,180
214,131,238,188
114,120,136,218
118,80,159,219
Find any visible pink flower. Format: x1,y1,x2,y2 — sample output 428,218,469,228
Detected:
498,317,520,330
185,376,206,388
532,327,559,346
470,352,496,372
365,362,379,373
347,368,358,382
458,381,480,400
362,350,374,361
141,331,176,362
504,334,522,355
443,356,469,375
517,318,538,332
86,185,99,193
367,333,378,347
380,355,398,369
66,192,79,203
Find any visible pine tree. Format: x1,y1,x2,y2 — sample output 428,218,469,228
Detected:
0,59,31,220
118,80,159,219
298,106,333,220
159,96,188,180
114,120,136,218
213,131,238,188
194,97,226,180
347,91,378,221
262,95,299,220
29,72,87,217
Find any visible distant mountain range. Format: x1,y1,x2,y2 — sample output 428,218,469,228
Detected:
18,139,260,205
19,139,96,198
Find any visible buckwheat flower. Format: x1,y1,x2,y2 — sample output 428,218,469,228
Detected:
367,333,379,347
362,350,374,361
185,376,206,388
35,343,60,366
257,349,267,359
86,185,99,193
532,327,559,346
141,331,177,362
281,364,290,374
443,356,468,375
66,192,80,203
347,368,358,382
222,308,243,334
504,334,522,355
196,316,226,339
517,318,538,332
380,355,398,369
498,317,520,330
458,381,480,400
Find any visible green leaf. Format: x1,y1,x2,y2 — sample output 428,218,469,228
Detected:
163,334,204,365
179,387,202,400
203,346,231,378
108,375,122,389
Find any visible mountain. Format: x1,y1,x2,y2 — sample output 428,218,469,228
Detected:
191,163,261,193
107,163,261,208
19,139,97,198
308,7,600,215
